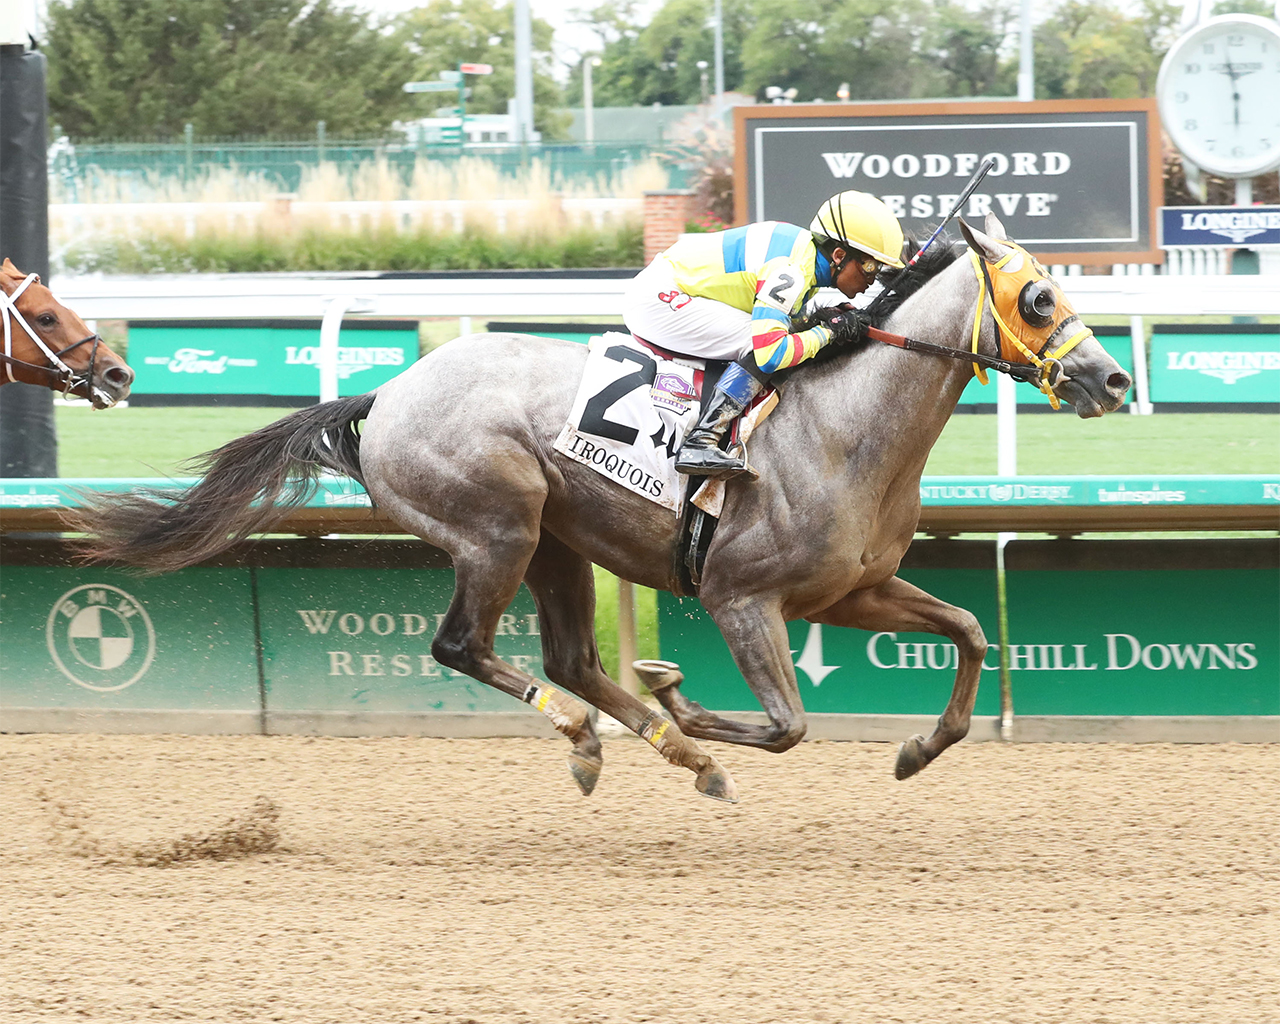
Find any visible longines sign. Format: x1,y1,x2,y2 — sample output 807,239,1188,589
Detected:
734,99,1162,265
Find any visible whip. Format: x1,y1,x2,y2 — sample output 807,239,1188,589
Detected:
907,155,996,267
859,155,995,322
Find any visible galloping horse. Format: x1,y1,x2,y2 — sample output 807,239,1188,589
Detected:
75,216,1130,801
1,259,133,407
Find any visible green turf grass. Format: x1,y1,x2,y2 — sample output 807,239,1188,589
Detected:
925,411,1280,476
54,405,1280,479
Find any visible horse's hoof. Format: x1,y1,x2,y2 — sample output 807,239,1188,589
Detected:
894,735,929,780
567,751,603,796
695,763,739,804
633,659,684,693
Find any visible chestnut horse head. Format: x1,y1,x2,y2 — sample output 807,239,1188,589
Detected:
1,258,133,408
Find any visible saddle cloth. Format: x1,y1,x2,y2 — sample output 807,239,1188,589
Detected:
553,333,705,512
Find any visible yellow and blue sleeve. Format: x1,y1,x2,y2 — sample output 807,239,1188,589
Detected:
749,256,830,372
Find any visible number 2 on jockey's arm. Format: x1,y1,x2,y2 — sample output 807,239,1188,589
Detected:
757,259,808,315
577,345,658,445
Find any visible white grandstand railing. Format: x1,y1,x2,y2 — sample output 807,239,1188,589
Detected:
53,270,1280,322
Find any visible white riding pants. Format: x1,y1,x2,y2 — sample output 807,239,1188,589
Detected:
621,257,753,361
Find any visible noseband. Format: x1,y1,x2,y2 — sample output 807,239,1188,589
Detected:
1,272,105,400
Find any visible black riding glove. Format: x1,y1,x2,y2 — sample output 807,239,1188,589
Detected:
807,305,867,346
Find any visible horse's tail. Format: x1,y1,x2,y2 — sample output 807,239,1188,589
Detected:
70,392,377,573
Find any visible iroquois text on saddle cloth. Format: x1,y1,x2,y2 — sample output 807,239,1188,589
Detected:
553,333,701,512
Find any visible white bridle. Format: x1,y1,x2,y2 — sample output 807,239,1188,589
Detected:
1,272,113,404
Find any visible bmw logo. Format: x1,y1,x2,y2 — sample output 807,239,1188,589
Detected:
45,584,156,692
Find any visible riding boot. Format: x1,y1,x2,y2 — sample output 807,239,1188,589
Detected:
675,359,768,479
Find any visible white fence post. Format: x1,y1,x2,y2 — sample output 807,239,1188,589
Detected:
1129,315,1152,415
319,295,376,403
617,580,639,697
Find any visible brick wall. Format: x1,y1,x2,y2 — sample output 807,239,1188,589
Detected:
643,189,699,264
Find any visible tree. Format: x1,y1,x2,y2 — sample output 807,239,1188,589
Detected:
742,0,941,102
566,0,751,107
928,0,1017,98
1033,0,1181,99
45,0,418,138
394,0,568,139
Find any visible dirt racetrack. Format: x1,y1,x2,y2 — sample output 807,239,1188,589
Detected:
2,732,1276,1024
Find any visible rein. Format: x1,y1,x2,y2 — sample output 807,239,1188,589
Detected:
1,272,103,400
864,325,1045,385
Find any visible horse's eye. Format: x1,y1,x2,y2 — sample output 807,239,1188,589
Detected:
37,314,57,327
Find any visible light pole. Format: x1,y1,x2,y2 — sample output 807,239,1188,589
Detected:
1017,0,1034,101
514,0,534,144
712,0,724,115
583,56,601,144
697,60,709,104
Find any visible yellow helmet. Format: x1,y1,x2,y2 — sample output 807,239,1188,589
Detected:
810,191,905,269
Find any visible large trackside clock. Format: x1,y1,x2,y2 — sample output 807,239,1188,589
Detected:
1157,14,1280,178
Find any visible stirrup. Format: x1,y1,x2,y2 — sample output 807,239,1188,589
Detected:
676,441,758,481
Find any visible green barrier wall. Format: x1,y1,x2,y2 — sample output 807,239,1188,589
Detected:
5,474,1277,511
659,564,1002,716
256,568,540,715
1,567,259,712
128,319,419,404
1003,543,1278,717
1150,324,1280,407
657,541,1279,719
0,557,545,720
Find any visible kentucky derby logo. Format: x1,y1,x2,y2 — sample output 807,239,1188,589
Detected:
45,584,156,691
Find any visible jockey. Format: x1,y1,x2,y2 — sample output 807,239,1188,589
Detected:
622,190,905,479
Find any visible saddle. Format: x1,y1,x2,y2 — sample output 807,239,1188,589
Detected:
671,363,780,596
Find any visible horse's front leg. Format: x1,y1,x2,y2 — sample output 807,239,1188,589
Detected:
808,575,988,779
638,595,808,753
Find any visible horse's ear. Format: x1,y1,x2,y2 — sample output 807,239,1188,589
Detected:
958,217,1010,263
983,212,1009,240
1,258,21,277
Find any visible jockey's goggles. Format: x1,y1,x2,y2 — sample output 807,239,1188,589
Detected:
969,241,1093,410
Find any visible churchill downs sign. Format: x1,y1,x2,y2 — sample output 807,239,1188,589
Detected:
734,98,1162,265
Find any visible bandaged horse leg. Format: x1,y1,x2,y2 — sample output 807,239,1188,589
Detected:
808,575,986,779
429,547,602,784
641,596,808,753
524,532,737,802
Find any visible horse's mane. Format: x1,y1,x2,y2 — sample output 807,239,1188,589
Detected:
787,236,965,372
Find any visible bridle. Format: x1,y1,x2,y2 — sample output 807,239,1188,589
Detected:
865,242,1093,410
965,246,1092,410
1,272,107,402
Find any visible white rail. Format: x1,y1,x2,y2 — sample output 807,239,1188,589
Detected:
52,271,1280,321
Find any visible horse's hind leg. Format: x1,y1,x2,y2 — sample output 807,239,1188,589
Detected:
524,532,737,802
808,575,987,779
429,545,603,788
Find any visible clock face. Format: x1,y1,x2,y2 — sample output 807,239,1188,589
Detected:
1157,14,1280,178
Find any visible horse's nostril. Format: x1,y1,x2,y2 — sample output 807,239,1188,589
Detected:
1107,371,1131,394
104,365,135,387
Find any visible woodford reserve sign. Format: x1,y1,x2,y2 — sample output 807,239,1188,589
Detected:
734,99,1162,265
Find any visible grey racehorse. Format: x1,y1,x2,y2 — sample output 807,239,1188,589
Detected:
75,215,1130,802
